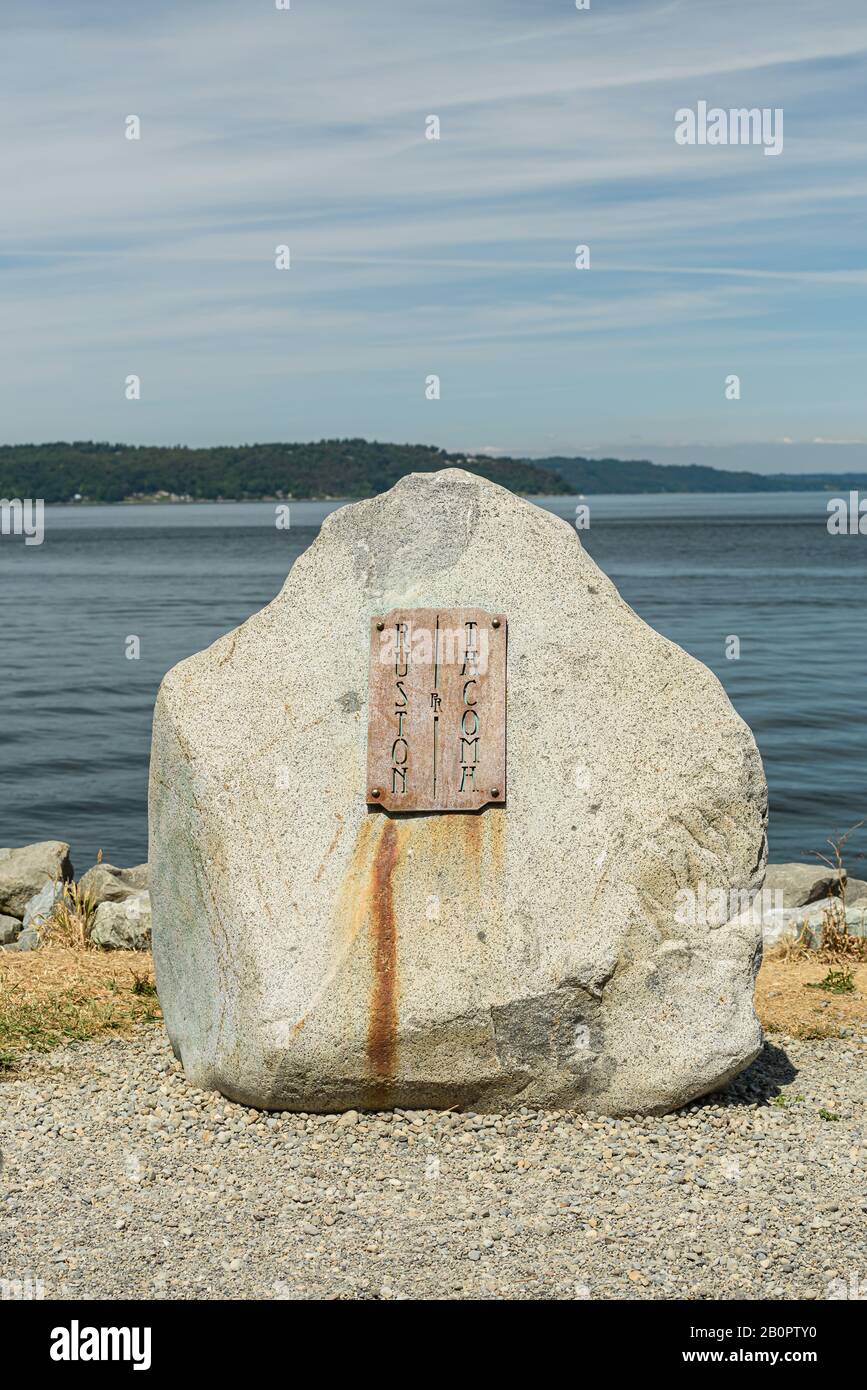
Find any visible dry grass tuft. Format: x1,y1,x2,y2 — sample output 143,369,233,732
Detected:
39,879,98,949
770,898,866,968
0,947,161,1070
815,898,867,963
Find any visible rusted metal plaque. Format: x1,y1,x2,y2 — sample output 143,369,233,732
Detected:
366,608,507,812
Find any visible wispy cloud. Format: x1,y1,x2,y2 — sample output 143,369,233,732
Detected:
1,0,865,467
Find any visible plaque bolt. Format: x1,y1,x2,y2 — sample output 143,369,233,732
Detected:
375,621,384,631
491,787,500,797
370,788,381,799
492,618,500,629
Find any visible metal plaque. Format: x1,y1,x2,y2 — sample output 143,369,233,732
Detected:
366,608,507,812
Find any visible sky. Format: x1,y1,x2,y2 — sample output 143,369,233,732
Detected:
1,0,866,472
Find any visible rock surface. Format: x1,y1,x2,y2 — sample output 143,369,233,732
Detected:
0,841,72,921
761,896,867,949
22,879,62,929
90,893,152,951
79,862,149,906
843,875,867,905
12,927,40,952
763,862,845,909
0,914,21,945
150,468,768,1115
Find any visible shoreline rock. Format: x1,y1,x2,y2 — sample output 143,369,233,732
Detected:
760,896,867,949
764,861,845,910
90,893,152,951
22,879,63,929
0,840,73,921
79,862,149,907
0,913,21,945
0,845,151,952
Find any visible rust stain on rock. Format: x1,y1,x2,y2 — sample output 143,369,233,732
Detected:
367,818,401,1099
466,813,482,847
317,809,502,1102
407,811,490,898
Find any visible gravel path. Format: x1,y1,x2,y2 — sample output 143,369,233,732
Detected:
1,1027,864,1301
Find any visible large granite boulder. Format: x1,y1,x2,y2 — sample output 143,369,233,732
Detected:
0,841,73,921
150,469,768,1115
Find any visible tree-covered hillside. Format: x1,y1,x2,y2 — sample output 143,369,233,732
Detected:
0,441,571,503
538,455,867,494
2,440,865,502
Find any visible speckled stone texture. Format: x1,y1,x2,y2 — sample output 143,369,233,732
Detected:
149,468,768,1114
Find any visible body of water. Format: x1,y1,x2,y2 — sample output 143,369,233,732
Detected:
1,491,863,871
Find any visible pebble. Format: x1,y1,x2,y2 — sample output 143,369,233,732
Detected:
0,1028,864,1300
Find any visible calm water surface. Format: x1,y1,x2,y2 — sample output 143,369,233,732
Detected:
1,492,864,869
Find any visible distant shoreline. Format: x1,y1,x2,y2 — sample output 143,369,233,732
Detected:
48,494,350,506
44,483,855,506
4,439,867,504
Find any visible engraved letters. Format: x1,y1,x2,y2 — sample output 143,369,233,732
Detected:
367,609,507,811
391,630,409,794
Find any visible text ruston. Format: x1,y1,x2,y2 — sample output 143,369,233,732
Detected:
366,608,507,812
